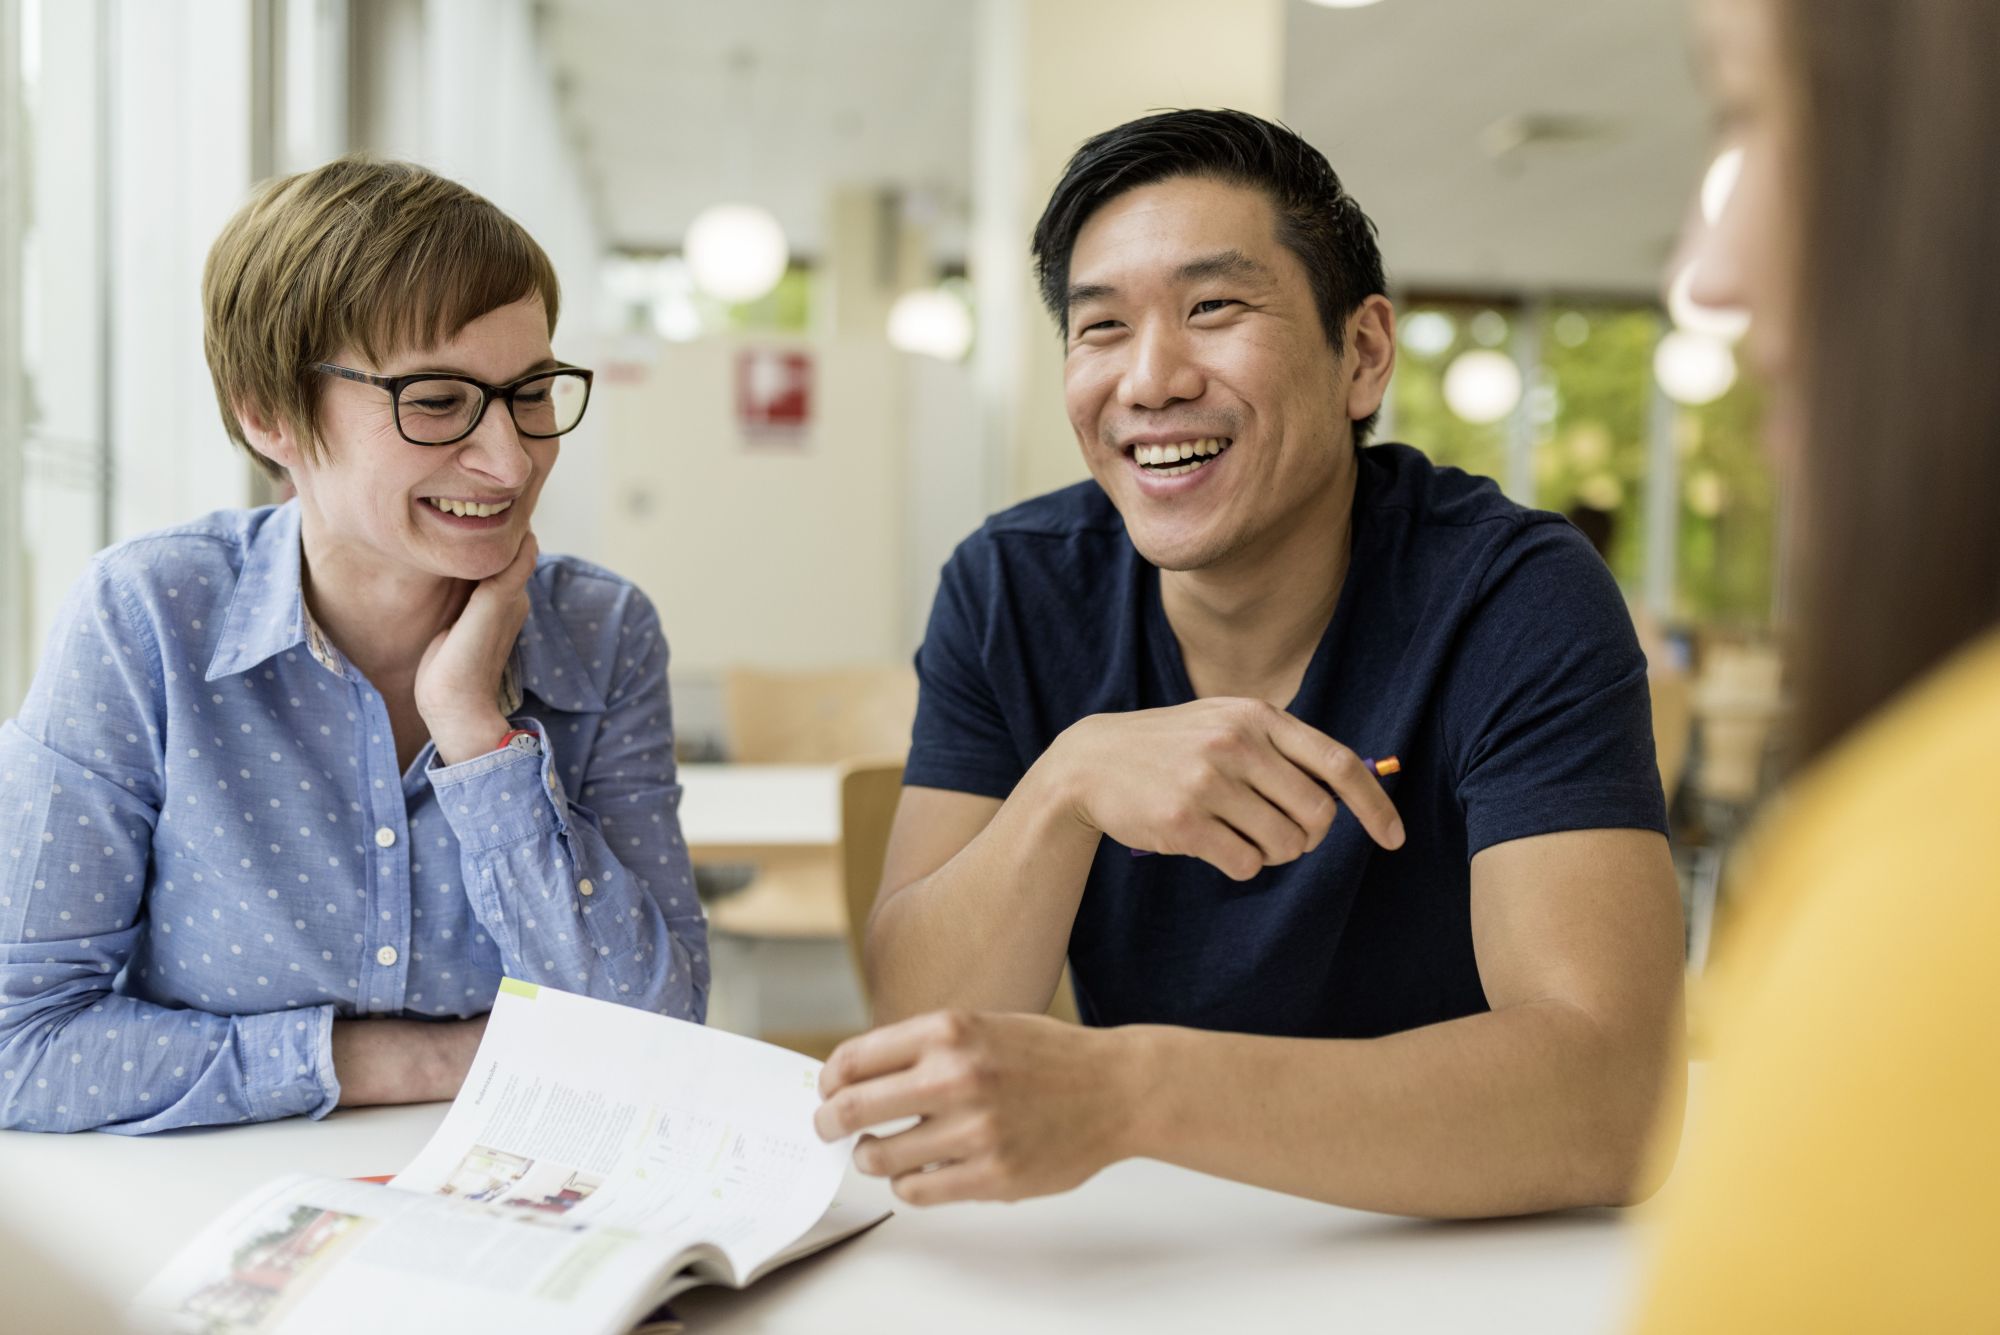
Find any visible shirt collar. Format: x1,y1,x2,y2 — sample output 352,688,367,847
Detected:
207,502,607,715
207,501,314,682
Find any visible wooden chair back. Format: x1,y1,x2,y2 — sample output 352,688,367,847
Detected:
838,758,1077,1024
1650,669,1694,803
1692,641,1786,806
724,665,918,764
838,758,907,988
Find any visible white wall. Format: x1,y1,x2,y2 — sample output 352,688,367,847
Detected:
601,332,908,684
974,0,1285,504
902,353,984,654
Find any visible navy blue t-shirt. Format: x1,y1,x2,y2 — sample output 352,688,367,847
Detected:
904,443,1667,1040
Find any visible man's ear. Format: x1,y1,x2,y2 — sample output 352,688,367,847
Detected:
1343,295,1398,423
236,400,302,474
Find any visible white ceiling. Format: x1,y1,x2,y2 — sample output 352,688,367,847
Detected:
542,0,1712,295
542,0,975,257
1282,0,1711,294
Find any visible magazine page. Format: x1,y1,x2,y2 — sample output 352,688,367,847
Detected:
128,1173,679,1335
389,979,875,1281
654,1195,893,1303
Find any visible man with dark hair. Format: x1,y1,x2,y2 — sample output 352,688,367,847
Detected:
814,109,1684,1218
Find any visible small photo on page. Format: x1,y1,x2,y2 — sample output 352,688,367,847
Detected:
435,1143,606,1227
170,1203,374,1333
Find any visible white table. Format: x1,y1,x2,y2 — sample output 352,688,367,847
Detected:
675,763,842,865
0,1104,1644,1334
674,763,858,1037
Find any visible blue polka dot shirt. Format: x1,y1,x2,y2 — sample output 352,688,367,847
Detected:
0,502,709,1133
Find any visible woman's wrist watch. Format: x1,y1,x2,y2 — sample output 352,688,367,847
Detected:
498,727,541,756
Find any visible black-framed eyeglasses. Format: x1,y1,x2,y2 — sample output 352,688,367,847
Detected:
313,363,595,446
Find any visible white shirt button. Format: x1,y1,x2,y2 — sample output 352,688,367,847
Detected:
375,945,398,967
374,827,396,848
578,879,595,897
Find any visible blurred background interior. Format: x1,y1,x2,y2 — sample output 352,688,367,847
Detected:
0,0,1785,1053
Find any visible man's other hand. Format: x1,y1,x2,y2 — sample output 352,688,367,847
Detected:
814,1010,1145,1206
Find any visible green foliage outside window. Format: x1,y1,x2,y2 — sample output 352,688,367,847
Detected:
1532,306,1658,584
715,264,814,334
1385,302,1508,485
1675,371,1774,629
1388,298,1774,629
601,255,815,343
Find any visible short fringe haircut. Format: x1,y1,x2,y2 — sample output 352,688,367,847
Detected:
202,155,561,478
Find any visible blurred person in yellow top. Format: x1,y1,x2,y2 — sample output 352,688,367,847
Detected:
1635,1,2000,1330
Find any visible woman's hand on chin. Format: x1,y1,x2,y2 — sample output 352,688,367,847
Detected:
416,531,539,765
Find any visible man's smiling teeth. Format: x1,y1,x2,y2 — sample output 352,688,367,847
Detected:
425,497,513,518
1133,438,1230,473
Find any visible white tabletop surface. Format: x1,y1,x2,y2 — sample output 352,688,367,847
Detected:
675,763,841,850
0,1102,1645,1334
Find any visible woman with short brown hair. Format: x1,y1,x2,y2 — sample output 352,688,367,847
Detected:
0,156,708,1134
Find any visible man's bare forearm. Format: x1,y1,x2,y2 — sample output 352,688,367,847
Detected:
1112,998,1686,1217
866,759,1100,1021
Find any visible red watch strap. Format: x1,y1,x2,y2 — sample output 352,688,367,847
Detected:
498,727,537,752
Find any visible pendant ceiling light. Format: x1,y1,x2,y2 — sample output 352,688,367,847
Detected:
684,47,789,305
1441,349,1523,424
1654,330,1738,406
887,287,974,361
684,203,789,304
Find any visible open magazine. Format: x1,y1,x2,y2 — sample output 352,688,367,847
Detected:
130,980,889,1335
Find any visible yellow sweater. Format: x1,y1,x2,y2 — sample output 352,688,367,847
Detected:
1634,632,2000,1332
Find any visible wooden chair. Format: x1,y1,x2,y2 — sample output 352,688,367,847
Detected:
722,665,918,765
1650,668,1694,804
702,666,919,1054
1691,640,1786,807
838,758,1079,1025
837,758,907,988
705,663,921,942
1681,639,1787,976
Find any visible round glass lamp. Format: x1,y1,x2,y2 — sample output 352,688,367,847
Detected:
1442,349,1523,424
684,203,790,303
887,288,974,361
1654,330,1738,406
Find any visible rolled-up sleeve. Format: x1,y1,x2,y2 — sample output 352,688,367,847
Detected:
427,595,708,1021
0,566,338,1133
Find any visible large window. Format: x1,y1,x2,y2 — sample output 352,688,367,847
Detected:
1389,294,1772,630
1388,300,1512,487
4,0,113,713
1674,371,1774,629
1,0,354,716
0,0,19,713
1531,304,1660,584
